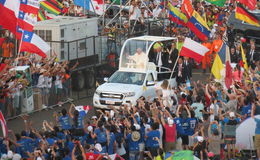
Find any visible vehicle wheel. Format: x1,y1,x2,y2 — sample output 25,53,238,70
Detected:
72,71,85,91
84,69,96,89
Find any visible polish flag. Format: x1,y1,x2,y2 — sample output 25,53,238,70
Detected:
0,111,8,138
0,0,20,35
20,30,50,58
180,38,209,63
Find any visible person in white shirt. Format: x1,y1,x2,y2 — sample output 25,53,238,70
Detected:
209,98,220,122
129,0,141,32
152,4,162,18
37,69,48,108
128,48,147,69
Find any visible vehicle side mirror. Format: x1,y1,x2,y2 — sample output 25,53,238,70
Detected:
104,77,108,82
146,81,155,86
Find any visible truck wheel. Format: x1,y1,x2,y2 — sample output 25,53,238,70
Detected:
84,70,96,89
72,71,85,91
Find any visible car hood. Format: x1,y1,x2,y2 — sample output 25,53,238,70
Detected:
96,83,141,93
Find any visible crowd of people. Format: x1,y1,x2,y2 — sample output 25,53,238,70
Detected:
0,0,260,159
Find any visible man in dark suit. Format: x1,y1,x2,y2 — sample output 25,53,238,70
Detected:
246,39,259,69
183,56,192,81
166,42,179,70
176,57,185,86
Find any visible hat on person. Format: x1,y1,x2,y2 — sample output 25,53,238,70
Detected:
134,124,141,130
12,154,21,160
36,157,43,160
1,154,7,160
87,126,93,132
7,151,13,159
131,131,141,142
168,118,174,126
208,152,215,157
92,116,97,119
110,110,115,118
229,112,235,117
95,143,102,152
197,136,204,142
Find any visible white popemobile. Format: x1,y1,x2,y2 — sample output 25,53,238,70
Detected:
93,36,178,109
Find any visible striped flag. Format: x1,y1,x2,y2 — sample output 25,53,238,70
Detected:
0,111,8,138
168,2,188,26
235,3,260,27
40,0,63,15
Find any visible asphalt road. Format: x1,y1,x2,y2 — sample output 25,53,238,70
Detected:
6,70,210,135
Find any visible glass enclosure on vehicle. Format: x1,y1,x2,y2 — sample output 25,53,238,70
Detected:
108,71,146,85
119,36,178,73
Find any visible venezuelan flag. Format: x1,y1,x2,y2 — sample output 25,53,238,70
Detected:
168,2,188,26
40,0,63,15
187,10,211,41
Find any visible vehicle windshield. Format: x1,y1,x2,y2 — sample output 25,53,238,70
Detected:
108,71,146,85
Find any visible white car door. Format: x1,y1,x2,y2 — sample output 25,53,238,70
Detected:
142,72,157,100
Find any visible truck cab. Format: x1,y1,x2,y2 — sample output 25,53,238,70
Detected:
93,36,178,109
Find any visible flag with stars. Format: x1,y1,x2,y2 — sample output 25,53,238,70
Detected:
18,11,38,31
15,25,23,39
20,30,50,57
20,0,40,15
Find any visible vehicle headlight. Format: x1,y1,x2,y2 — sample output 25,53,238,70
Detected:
124,92,135,97
95,90,101,96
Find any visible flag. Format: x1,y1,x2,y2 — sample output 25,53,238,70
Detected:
240,45,248,71
0,0,20,35
20,0,40,15
0,111,8,138
211,43,227,80
187,11,211,41
74,0,105,15
180,38,209,63
15,25,23,40
38,8,52,21
225,45,232,89
235,4,260,27
75,105,91,114
205,0,226,7
168,2,188,26
236,0,257,11
18,11,38,31
181,0,193,18
172,150,194,160
20,30,50,57
40,0,63,15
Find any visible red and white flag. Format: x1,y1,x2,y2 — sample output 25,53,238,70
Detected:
180,38,209,63
20,30,50,57
225,45,232,89
18,0,40,32
75,105,91,114
0,111,8,138
90,0,105,15
0,0,20,35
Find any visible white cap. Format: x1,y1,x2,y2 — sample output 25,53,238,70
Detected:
87,126,93,132
134,112,139,117
7,151,13,159
92,116,97,119
134,124,141,130
110,110,115,118
1,154,7,160
168,119,174,125
197,136,204,142
12,154,21,160
36,157,43,160
95,143,102,152
229,112,235,117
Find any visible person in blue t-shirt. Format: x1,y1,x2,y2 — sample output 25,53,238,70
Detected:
186,111,198,147
126,125,141,160
106,125,116,155
56,109,72,130
176,104,191,150
69,104,86,129
93,121,108,154
145,122,160,158
242,97,252,119
15,132,35,158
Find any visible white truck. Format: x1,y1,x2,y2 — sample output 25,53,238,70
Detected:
93,36,178,109
34,17,102,90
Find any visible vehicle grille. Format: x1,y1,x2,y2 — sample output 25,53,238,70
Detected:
99,100,122,106
100,92,124,99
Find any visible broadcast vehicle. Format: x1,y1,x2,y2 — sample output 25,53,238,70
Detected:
93,36,178,109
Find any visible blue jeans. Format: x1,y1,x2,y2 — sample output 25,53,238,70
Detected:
129,150,140,160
